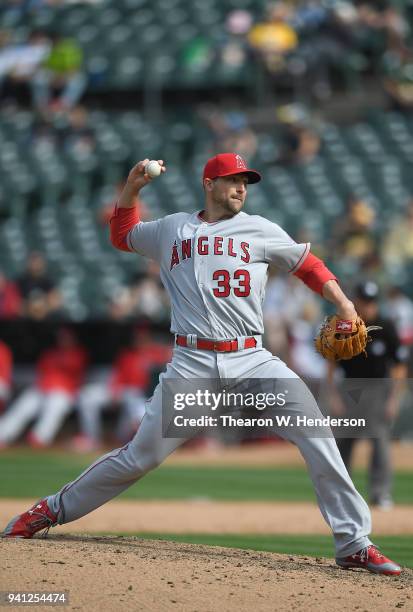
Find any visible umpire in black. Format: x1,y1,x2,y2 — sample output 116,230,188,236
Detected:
327,281,408,509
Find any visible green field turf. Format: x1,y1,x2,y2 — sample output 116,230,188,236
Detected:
0,451,412,503
110,534,413,569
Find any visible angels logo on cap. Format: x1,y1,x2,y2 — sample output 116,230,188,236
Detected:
235,154,247,169
202,153,261,184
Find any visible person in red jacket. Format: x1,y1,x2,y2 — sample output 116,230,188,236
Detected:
0,270,21,319
0,340,13,414
73,326,172,451
0,327,87,448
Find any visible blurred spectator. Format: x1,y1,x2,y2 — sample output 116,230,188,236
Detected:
263,270,290,362
286,124,320,165
129,261,170,322
328,281,408,509
288,299,326,380
219,9,252,73
352,248,389,290
0,29,51,101
330,195,376,262
383,55,413,112
31,33,86,113
226,9,253,37
31,107,89,159
0,269,21,319
356,2,409,57
181,36,214,75
263,272,324,376
248,2,298,74
268,104,321,166
220,112,258,161
57,105,95,155
73,326,172,451
0,29,14,87
293,2,358,99
384,286,413,346
383,200,413,269
203,106,258,161
293,0,329,30
277,118,321,165
0,339,13,413
17,251,63,320
347,3,391,75
243,0,411,100
107,286,134,322
379,1,413,112
108,261,170,323
0,327,88,448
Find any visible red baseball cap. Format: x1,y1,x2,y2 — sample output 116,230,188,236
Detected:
203,153,261,184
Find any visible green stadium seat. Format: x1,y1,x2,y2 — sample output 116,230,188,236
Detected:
107,24,134,48
161,7,190,27
60,6,92,31
130,9,155,28
144,52,177,85
122,0,148,9
110,55,144,88
172,23,200,45
97,8,123,28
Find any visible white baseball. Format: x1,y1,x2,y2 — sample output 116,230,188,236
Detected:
145,160,162,178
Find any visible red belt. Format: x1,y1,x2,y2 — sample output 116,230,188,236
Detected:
175,335,257,352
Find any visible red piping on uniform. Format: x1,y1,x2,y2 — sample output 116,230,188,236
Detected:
293,252,337,295
59,443,131,524
289,243,310,273
109,205,140,252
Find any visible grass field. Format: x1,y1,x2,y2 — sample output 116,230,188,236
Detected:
0,451,412,504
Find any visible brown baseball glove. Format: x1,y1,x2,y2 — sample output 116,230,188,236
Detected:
314,315,381,362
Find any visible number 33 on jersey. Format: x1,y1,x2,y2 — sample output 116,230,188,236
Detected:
126,210,309,339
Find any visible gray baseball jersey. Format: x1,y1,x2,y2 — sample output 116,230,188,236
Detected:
126,211,309,338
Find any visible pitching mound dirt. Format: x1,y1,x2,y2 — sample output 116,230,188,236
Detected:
1,537,412,611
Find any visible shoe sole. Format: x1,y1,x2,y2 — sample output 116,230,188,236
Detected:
2,515,23,538
336,562,401,576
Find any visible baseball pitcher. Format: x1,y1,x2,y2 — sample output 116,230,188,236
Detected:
3,154,401,576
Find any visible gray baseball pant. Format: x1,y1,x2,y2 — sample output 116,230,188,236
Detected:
48,344,372,557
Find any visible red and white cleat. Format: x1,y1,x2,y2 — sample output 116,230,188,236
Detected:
336,545,401,576
2,499,57,539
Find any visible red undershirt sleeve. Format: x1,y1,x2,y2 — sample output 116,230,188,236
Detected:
293,251,338,295
109,205,140,252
